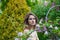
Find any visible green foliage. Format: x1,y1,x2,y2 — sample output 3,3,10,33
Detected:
0,0,30,40
26,0,60,21
31,4,52,21
1,0,8,11
26,0,60,39
26,0,51,20
26,0,38,7
50,0,60,5
0,0,60,40
37,32,48,40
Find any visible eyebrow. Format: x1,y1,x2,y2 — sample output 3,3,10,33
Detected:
28,18,35,19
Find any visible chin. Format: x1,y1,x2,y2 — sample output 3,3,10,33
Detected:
31,24,36,26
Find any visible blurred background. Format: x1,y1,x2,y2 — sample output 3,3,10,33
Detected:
0,0,60,40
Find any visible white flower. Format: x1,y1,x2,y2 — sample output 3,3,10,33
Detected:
18,32,23,36
44,31,48,35
15,38,19,40
54,26,58,30
44,1,48,6
36,24,40,27
49,25,53,28
27,37,32,40
35,24,40,30
39,21,42,24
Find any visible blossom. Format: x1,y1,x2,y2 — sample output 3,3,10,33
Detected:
35,24,42,32
27,37,32,40
35,24,41,30
51,2,55,7
43,26,47,31
35,24,40,29
44,1,48,6
36,24,40,28
18,32,23,37
15,38,20,40
49,25,53,28
44,31,48,35
54,26,58,30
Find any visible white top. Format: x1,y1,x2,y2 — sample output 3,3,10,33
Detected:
24,29,39,40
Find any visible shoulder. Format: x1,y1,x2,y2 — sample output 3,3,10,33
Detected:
24,25,29,33
24,29,29,33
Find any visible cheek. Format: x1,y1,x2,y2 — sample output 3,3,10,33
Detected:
34,20,36,23
28,20,36,25
28,20,32,24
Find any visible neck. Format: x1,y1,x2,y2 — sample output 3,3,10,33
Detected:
28,25,35,30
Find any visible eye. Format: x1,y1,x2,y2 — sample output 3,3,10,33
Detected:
29,18,32,20
28,18,35,20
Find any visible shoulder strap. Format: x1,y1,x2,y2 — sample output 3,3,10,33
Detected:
27,29,34,35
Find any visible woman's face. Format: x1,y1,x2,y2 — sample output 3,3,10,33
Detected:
28,15,36,26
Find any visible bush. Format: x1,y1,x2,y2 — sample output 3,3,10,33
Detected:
0,0,30,40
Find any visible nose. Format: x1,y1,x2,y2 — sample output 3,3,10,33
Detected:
32,20,34,23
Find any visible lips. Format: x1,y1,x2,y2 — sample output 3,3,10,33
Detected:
32,21,34,23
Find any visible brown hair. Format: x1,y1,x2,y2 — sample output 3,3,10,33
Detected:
24,12,38,25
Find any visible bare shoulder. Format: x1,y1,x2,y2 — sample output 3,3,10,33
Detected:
24,26,29,33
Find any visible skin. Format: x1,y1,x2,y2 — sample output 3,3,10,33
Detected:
24,15,39,40
28,15,36,29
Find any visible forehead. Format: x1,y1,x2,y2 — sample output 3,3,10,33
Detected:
29,15,35,18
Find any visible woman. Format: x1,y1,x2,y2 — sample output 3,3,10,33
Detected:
24,12,39,40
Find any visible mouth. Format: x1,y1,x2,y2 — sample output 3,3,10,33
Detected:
32,22,34,24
